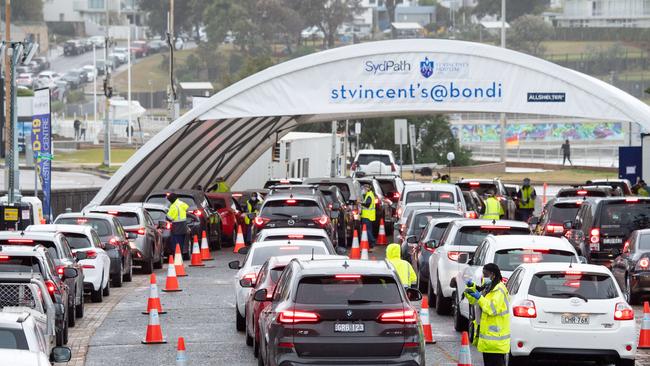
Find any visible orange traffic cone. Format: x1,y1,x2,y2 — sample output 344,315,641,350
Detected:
200,230,213,261
349,229,360,259
376,218,388,245
143,273,166,314
233,225,246,253
174,244,187,277
189,235,205,267
176,337,187,366
141,308,166,344
639,301,650,349
458,331,472,366
420,296,435,344
162,256,182,292
360,224,370,260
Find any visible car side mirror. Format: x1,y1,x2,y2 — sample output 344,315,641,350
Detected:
228,260,240,270
50,347,72,363
237,246,249,255
457,253,470,264
578,256,588,264
406,235,417,244
127,232,137,240
63,268,78,279
239,277,255,288
335,247,347,255
406,288,422,302
253,289,268,302
75,252,88,261
528,216,540,226
563,221,573,230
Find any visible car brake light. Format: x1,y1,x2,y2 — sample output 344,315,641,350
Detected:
577,190,588,196
107,210,119,215
352,208,359,216
546,224,564,234
85,250,97,259
465,211,478,219
278,342,294,348
232,193,242,198
76,218,88,224
280,179,290,184
287,234,304,239
0,255,9,260
82,264,95,269
286,199,297,204
335,274,361,279
7,239,34,244
391,163,397,172
637,257,650,270
313,215,330,227
614,302,634,320
590,228,600,244
480,225,511,230
278,310,320,324
241,272,257,287
447,251,461,261
45,280,57,297
392,192,401,199
254,216,270,228
513,300,537,318
279,246,301,250
565,270,582,275
378,309,417,324
501,277,509,283
194,209,202,217
109,237,119,245
625,197,640,203
469,182,480,186
138,227,146,235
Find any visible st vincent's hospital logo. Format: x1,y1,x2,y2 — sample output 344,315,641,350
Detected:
363,57,468,78
420,57,434,78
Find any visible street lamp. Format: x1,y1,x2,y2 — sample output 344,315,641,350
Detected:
446,151,455,182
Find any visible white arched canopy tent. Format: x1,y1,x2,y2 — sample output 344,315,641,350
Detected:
90,39,650,205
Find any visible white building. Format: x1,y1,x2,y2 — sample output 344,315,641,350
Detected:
43,0,145,33
355,0,433,34
557,0,650,27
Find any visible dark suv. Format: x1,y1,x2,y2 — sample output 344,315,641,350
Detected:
556,185,620,198
565,197,650,263
254,193,338,246
256,259,425,366
531,197,585,237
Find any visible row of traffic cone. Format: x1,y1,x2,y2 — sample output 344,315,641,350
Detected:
349,225,372,260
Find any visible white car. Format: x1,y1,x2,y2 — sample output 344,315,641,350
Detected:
506,262,636,366
228,240,336,332
453,235,579,332
35,71,61,89
0,312,71,364
253,227,334,248
81,65,96,80
397,183,467,222
428,219,530,315
351,149,400,177
26,224,111,302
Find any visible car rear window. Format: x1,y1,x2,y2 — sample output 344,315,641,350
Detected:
250,245,326,266
146,209,167,222
94,211,139,227
0,256,43,274
63,233,92,250
599,201,650,230
528,272,618,300
356,154,392,165
425,223,451,242
261,200,323,219
55,217,112,237
557,189,607,198
0,240,59,259
494,249,575,272
406,191,455,204
457,183,497,196
453,226,530,246
639,233,650,250
296,275,401,304
0,328,28,350
409,212,459,237
548,203,581,223
377,180,397,196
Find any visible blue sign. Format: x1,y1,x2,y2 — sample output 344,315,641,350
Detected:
420,57,434,78
31,89,52,221
527,92,566,103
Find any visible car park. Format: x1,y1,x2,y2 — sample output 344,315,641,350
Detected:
0,312,72,364
54,213,133,287
86,206,163,274
456,179,517,220
0,232,85,327
206,192,245,246
506,262,635,366
229,239,337,331
612,228,650,304
26,224,111,304
351,149,400,176
453,235,579,333
564,197,650,263
256,258,424,366
531,197,584,237
556,185,620,198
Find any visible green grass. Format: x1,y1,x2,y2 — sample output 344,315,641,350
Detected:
412,168,617,185
56,148,136,164
542,41,645,61
113,49,198,92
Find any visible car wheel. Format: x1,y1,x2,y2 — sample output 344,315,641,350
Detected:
91,276,104,303
435,279,452,315
616,358,635,366
112,262,124,287
75,292,84,318
67,300,76,327
508,353,527,366
427,278,436,308
246,326,253,346
625,275,639,305
56,324,65,346
236,307,245,332
102,280,110,296
453,291,468,332
123,257,133,282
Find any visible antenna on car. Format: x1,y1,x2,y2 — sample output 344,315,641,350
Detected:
569,254,574,269
311,248,314,261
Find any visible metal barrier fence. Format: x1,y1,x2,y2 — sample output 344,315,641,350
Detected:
466,144,619,168
0,283,37,309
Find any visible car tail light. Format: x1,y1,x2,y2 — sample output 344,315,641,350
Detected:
85,250,97,259
82,264,95,269
7,239,34,244
287,234,304,239
480,225,511,230
278,310,320,324
56,266,65,276
469,182,480,187
286,199,297,204
109,237,119,245
335,274,361,279
280,179,290,184
128,227,146,235
614,302,634,320
513,300,537,318
0,255,9,260
278,342,294,348
166,221,172,230
626,197,639,203
404,342,419,348
546,223,564,234
590,228,600,244
107,210,119,215
465,211,478,219
637,257,650,271
392,192,401,200
240,273,257,287
378,309,417,324
350,162,358,171
76,218,88,224
254,216,270,228
424,245,436,253
45,280,59,298
391,163,397,172
194,209,202,217
577,190,588,196
279,246,301,250
447,251,461,261
352,208,359,216
313,215,330,228
501,277,509,284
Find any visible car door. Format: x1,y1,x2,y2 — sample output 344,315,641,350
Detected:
144,211,161,257
91,231,111,283
612,232,635,288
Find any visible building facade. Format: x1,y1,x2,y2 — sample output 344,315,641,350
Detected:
557,0,650,27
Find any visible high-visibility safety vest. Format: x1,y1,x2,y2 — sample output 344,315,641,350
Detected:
518,186,536,209
167,199,189,222
481,197,503,220
466,282,511,354
432,178,443,183
361,190,376,222
213,181,231,193
245,200,259,225
386,243,417,286
640,187,650,197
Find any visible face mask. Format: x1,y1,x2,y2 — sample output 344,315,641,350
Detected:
483,277,492,286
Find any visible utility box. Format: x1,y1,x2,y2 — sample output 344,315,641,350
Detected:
0,202,34,231
643,134,650,183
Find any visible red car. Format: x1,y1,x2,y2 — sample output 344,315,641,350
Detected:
206,192,245,246
130,40,149,58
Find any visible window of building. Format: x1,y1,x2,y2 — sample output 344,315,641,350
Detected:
89,0,105,9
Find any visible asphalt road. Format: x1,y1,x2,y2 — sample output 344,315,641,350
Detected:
50,48,99,74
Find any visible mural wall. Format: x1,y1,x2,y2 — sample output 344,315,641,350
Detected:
452,122,623,144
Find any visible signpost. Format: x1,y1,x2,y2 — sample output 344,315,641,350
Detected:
408,124,416,178
394,119,407,177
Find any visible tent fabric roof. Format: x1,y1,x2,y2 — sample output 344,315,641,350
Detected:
88,39,650,206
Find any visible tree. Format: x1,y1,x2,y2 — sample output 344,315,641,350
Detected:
290,0,362,48
137,0,200,37
1,0,43,21
508,15,554,56
473,0,548,20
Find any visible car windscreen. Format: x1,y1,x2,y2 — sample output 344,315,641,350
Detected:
457,183,498,196
250,245,326,266
0,240,59,259
63,233,92,250
0,256,43,274
494,249,575,272
528,272,618,300
453,226,530,247
406,191,455,204
0,328,28,350
425,223,451,241
557,189,607,198
55,218,112,237
548,203,581,223
356,154,392,165
93,211,139,227
261,200,323,219
296,275,401,304
146,209,167,222
599,201,650,231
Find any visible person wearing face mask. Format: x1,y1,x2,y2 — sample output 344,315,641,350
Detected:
360,184,377,248
464,263,510,366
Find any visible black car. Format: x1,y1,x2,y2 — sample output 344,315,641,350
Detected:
0,232,85,328
61,70,83,89
456,179,517,220
319,186,354,246
54,213,134,287
256,258,424,366
254,192,338,246
146,189,222,250
461,190,483,219
531,197,584,237
63,40,82,56
565,197,650,263
556,185,620,198
612,229,650,304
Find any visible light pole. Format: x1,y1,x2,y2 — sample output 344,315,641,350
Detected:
102,0,112,167
499,0,507,163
